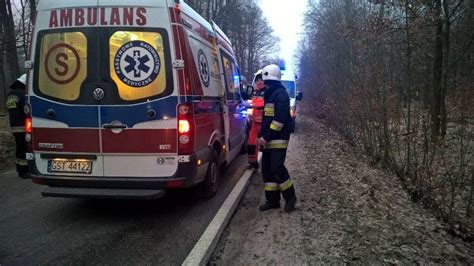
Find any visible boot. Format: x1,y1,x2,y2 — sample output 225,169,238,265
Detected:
259,202,280,211
284,198,296,213
282,185,297,212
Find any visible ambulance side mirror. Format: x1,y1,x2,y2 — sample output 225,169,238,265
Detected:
296,91,303,101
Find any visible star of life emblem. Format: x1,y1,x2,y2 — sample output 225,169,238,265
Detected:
114,41,161,87
198,49,210,87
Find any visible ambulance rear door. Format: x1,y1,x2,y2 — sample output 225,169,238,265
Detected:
30,1,103,178
97,2,177,178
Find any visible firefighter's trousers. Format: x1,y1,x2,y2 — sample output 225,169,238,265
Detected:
13,132,28,177
261,147,296,204
247,122,261,164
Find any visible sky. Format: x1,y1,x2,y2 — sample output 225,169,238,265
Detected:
259,0,308,73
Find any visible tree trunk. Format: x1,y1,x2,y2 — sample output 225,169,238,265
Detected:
29,0,36,22
1,0,20,81
205,0,211,21
405,0,412,172
467,167,474,218
431,0,443,141
440,0,451,138
0,21,5,112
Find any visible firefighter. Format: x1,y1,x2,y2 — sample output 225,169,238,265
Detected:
6,74,29,178
247,70,265,168
257,64,297,212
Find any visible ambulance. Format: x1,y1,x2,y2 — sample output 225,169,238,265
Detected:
280,70,302,132
24,0,247,199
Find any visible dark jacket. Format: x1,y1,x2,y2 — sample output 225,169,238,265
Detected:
259,80,292,144
6,80,26,131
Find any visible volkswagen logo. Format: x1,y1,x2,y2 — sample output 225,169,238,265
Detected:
93,88,105,101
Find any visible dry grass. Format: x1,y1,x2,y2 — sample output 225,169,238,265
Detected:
0,115,15,170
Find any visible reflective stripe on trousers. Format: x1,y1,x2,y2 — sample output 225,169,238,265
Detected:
15,159,28,166
261,147,296,204
264,179,293,192
264,139,289,149
10,126,24,133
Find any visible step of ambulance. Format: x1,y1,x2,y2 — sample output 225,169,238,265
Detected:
42,187,166,200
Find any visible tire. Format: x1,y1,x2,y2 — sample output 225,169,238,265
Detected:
290,117,296,133
200,151,220,199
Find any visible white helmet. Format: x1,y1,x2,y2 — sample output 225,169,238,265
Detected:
262,64,281,81
252,69,263,85
17,74,27,85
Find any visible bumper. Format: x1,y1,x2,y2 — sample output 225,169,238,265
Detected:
42,187,166,200
28,147,212,199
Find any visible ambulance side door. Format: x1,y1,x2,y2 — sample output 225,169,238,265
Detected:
219,51,246,155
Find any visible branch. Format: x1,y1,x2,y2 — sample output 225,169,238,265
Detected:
411,42,434,59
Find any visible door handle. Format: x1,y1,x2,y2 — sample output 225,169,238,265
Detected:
103,124,127,129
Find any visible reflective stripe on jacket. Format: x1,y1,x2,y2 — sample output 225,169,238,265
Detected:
7,87,26,128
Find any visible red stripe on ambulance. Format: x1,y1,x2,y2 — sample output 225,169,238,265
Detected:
194,113,223,126
177,27,196,95
172,24,186,95
194,114,224,147
102,129,177,153
33,128,100,153
217,34,233,53
182,32,204,95
172,8,204,96
169,7,177,23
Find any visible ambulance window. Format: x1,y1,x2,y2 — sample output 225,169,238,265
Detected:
37,32,87,101
221,55,240,101
109,31,168,101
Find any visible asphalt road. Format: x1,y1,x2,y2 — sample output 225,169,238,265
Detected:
0,155,247,265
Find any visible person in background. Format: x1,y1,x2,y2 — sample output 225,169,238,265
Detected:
247,70,265,168
6,74,29,178
239,75,249,100
257,64,297,213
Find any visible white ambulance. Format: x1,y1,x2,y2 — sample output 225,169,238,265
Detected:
24,0,247,199
280,70,303,132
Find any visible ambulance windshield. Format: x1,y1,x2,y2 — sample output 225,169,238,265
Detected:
281,80,296,98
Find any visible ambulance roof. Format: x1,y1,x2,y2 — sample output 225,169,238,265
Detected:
180,2,214,35
281,70,295,82
212,22,232,46
37,0,215,36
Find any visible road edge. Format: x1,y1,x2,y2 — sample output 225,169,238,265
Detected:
182,168,255,266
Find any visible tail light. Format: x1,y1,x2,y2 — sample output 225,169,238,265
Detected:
290,107,297,118
24,103,33,152
25,117,32,133
177,103,194,155
179,119,190,134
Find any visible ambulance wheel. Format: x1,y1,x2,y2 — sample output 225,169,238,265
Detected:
290,117,296,133
200,151,220,199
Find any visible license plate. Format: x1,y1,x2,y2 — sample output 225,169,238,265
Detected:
47,160,93,174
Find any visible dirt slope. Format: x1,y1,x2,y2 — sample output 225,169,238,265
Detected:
211,113,473,265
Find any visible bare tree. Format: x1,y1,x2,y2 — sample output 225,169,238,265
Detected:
0,0,21,111
186,0,277,79
300,0,474,236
